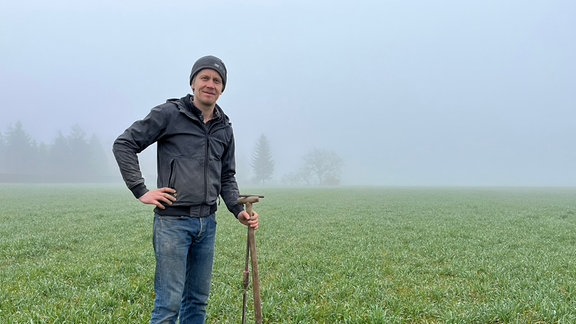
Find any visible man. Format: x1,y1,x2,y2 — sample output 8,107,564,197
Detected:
113,55,259,323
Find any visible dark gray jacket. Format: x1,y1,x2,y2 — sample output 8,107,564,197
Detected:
113,94,244,217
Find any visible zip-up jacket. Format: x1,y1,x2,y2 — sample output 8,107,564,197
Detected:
113,94,244,218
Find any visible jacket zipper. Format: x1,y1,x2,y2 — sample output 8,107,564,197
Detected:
203,126,209,205
203,122,226,205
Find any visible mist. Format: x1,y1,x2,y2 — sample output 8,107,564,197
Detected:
1,0,574,186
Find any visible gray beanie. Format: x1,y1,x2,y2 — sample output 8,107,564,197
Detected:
189,55,227,91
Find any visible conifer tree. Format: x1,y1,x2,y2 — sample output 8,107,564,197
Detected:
250,134,274,184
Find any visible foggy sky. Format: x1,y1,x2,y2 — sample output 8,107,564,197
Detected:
1,0,575,186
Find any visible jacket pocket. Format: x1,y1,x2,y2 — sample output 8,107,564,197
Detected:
206,155,222,204
168,157,205,204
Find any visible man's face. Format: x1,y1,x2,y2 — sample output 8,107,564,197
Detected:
192,69,223,108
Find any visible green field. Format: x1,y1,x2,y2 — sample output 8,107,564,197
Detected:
1,185,575,323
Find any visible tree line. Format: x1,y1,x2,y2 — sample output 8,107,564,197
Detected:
0,123,344,185
0,122,115,182
249,134,344,186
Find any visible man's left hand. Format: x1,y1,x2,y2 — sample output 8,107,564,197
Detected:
238,210,259,230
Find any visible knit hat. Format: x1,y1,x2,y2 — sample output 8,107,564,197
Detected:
189,55,227,91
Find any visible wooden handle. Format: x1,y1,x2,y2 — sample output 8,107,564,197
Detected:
237,194,264,324
238,196,260,205
249,227,263,323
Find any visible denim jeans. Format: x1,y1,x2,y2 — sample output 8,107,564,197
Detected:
151,213,217,324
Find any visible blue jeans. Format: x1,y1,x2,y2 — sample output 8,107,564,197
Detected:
151,213,217,324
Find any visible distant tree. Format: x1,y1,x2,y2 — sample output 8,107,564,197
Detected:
0,132,5,172
48,125,114,182
48,128,88,181
87,134,114,179
36,142,50,176
281,168,312,186
48,132,68,177
250,134,275,184
67,125,91,179
3,122,40,179
0,122,115,182
301,148,343,186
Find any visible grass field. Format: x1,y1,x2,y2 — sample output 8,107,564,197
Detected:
1,184,575,323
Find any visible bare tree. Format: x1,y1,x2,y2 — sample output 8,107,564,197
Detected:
250,134,275,184
281,168,312,186
301,148,343,186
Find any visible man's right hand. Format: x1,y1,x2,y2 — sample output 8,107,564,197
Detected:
138,187,177,209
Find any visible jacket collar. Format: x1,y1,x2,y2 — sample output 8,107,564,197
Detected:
177,94,227,124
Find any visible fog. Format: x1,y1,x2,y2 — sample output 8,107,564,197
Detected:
1,0,575,186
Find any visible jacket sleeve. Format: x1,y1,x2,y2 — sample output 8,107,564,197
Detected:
219,131,245,217
112,105,169,198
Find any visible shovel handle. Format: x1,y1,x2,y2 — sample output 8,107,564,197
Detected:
237,195,264,324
